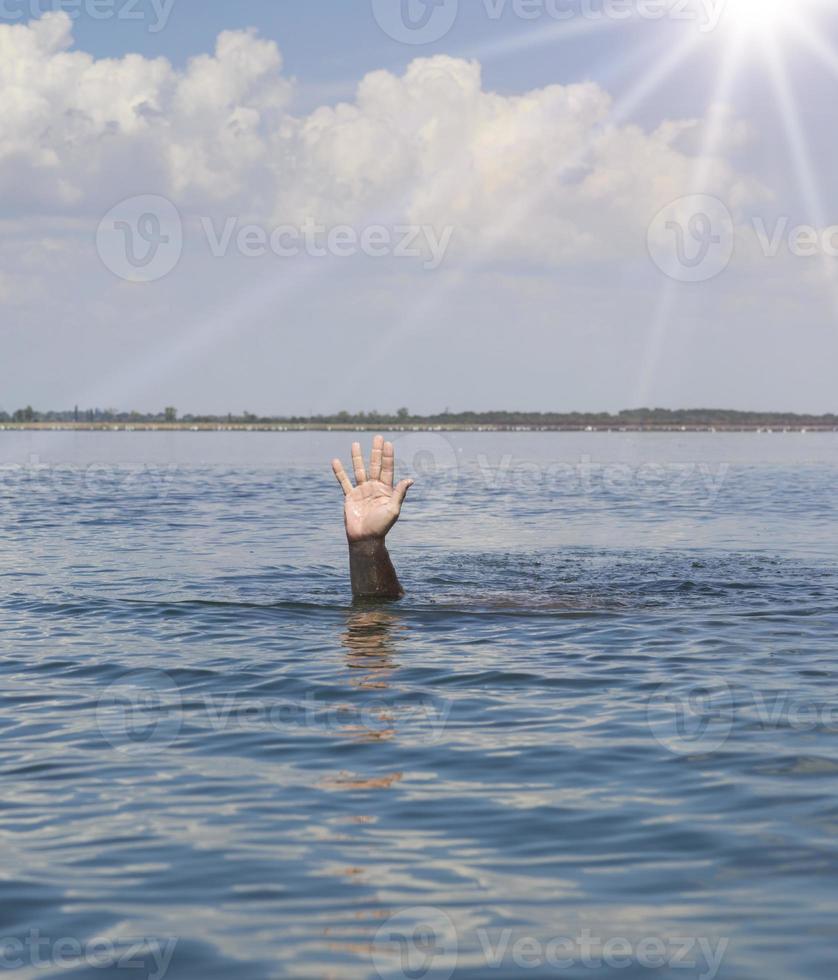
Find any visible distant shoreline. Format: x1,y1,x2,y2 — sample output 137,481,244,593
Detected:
2,423,836,434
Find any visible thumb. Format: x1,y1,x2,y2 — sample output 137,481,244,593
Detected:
394,478,414,507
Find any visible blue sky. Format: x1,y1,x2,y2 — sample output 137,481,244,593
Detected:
2,0,838,414
39,0,836,194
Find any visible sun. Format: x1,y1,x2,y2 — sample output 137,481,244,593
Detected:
720,0,798,36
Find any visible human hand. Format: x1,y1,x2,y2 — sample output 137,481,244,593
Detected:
332,436,414,543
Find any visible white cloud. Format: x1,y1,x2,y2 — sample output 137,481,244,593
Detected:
0,12,763,265
0,13,291,213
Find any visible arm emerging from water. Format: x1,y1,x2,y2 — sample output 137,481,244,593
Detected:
332,436,414,600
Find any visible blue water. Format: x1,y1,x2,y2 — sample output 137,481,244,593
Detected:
0,431,837,980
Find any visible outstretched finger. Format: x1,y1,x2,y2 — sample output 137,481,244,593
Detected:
351,442,367,484
369,434,384,482
332,458,352,496
394,478,414,508
381,441,395,488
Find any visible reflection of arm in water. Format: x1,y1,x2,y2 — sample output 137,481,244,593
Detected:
332,435,414,599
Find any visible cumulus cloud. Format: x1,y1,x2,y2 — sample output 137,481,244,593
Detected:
0,13,290,214
0,11,760,265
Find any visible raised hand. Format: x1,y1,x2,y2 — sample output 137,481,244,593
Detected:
331,436,414,599
332,436,414,543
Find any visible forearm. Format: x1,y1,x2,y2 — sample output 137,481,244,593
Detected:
348,538,404,599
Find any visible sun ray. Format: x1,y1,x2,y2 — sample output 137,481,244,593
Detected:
355,28,704,390
462,11,619,62
783,13,838,80
764,32,838,323
690,33,747,191
631,30,744,408
80,251,336,410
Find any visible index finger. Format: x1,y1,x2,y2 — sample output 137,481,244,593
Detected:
332,458,353,496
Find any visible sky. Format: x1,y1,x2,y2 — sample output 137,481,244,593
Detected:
2,0,838,415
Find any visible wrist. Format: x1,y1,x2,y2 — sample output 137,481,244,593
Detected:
347,536,402,599
347,536,388,555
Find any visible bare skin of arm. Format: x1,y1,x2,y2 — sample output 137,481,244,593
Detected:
332,436,414,599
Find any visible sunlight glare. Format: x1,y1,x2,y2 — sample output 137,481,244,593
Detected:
722,0,799,36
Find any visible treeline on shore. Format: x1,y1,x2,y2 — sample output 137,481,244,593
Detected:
2,406,837,429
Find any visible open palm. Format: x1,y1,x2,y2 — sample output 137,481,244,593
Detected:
332,436,414,543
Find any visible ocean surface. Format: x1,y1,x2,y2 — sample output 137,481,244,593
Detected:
0,430,836,980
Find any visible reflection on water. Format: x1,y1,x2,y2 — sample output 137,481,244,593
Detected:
340,608,399,742
0,433,837,979
342,607,403,682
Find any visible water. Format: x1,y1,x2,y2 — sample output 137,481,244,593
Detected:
0,431,837,980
